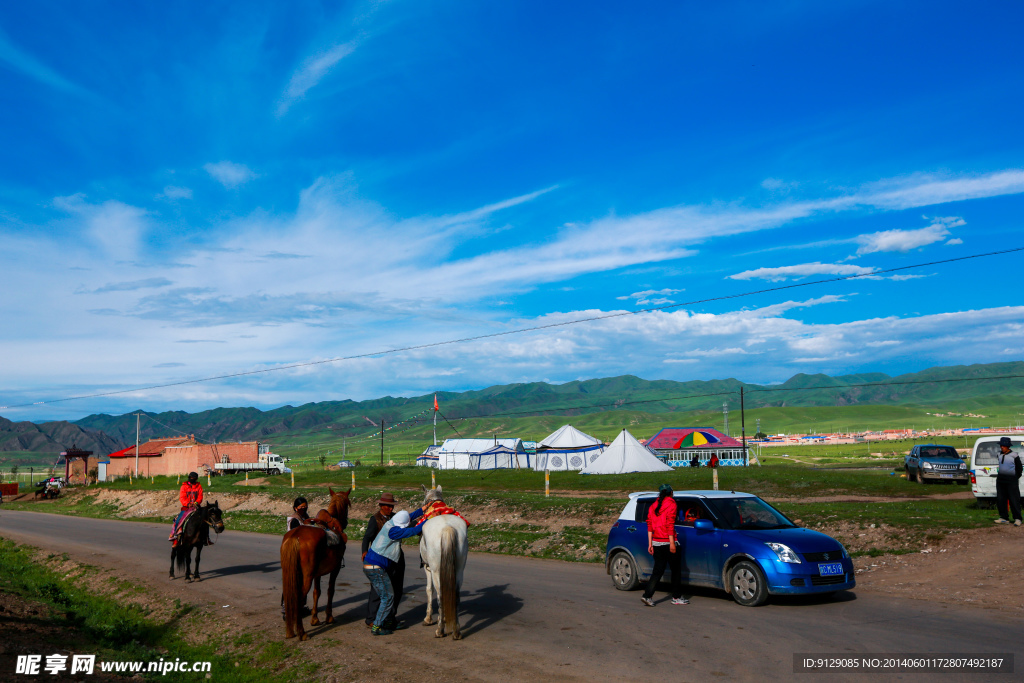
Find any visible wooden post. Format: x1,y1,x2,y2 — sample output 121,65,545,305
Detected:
380,419,385,466
351,469,356,491
545,469,550,497
740,387,748,467
291,470,295,488
207,472,211,487
713,467,719,491
431,469,436,489
245,470,249,482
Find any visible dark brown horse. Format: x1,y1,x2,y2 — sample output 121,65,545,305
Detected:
169,501,225,582
281,487,350,640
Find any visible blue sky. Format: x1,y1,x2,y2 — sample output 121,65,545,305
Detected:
1,1,1022,420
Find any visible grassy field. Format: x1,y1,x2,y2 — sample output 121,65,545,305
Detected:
0,539,311,682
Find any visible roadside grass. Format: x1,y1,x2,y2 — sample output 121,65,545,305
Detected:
0,538,291,682
80,462,942,499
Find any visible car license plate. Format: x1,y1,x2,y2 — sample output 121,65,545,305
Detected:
818,562,844,576
940,474,956,479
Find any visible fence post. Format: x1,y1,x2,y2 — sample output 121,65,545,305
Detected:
545,469,550,497
351,469,356,491
431,469,436,489
713,467,719,491
291,470,295,488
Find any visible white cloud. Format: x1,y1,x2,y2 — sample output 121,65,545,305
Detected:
278,41,358,115
729,262,876,282
53,194,149,260
617,288,683,306
159,186,193,200
204,161,257,188
855,224,950,255
946,238,963,245
0,27,91,97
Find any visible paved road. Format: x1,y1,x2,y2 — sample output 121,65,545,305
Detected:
1,510,1019,682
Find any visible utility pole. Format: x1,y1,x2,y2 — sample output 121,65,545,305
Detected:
723,402,729,436
380,419,385,466
740,388,748,465
134,412,141,477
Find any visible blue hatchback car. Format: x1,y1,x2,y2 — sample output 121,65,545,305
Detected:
605,491,855,606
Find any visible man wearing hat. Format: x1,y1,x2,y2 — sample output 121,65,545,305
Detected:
994,437,1022,526
362,492,405,628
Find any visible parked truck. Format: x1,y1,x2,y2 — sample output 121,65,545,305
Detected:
214,452,290,475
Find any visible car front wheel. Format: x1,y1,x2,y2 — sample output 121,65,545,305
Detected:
610,552,640,591
729,560,768,607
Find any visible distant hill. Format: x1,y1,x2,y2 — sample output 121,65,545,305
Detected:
0,416,127,454
66,361,1024,447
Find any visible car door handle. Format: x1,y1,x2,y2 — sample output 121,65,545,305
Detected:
627,526,637,533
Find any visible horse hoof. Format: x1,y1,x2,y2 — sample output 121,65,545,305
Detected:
310,617,320,626
299,634,309,642
185,577,192,583
193,576,201,582
325,616,334,625
423,618,435,626
285,633,295,639
435,630,445,638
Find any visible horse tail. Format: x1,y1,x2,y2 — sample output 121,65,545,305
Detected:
439,524,459,633
281,532,303,633
174,541,187,574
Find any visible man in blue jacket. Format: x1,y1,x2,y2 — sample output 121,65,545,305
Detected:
363,508,424,635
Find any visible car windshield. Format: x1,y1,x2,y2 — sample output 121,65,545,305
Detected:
704,497,796,530
920,447,958,459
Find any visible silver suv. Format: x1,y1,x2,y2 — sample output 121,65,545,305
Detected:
904,444,968,484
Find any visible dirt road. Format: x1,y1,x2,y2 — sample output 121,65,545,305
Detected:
1,510,1019,682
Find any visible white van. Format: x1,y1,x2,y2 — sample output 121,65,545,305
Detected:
970,435,1024,507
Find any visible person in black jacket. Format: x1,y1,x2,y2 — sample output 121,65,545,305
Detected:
362,492,405,628
994,437,1023,527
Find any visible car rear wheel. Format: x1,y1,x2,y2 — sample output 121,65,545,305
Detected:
729,560,768,607
906,467,916,482
610,552,640,591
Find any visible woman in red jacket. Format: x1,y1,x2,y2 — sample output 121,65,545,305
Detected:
641,484,689,606
169,472,204,542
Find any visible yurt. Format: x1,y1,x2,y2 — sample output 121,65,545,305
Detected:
415,444,440,468
534,424,605,471
468,444,531,470
434,438,526,470
579,429,672,474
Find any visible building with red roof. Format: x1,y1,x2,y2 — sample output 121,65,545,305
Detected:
106,437,266,479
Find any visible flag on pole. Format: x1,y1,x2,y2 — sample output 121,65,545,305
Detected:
433,394,439,412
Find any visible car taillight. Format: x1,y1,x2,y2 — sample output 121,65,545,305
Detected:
612,522,619,529
970,472,976,484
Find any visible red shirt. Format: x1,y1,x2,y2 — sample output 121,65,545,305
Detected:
646,497,678,542
179,481,203,510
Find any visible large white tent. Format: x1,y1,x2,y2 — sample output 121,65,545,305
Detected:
469,444,531,470
579,429,672,474
534,424,605,471
432,438,526,470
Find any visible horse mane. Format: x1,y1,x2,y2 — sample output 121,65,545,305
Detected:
325,488,351,531
420,484,444,507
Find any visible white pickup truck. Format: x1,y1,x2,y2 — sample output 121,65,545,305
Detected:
214,452,290,475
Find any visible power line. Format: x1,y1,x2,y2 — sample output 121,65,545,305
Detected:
3,246,1021,411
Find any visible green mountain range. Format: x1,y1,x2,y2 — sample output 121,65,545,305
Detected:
58,360,1024,450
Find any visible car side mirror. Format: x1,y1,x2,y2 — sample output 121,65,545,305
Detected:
694,519,714,531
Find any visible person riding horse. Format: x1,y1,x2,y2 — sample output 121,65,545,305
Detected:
170,472,204,544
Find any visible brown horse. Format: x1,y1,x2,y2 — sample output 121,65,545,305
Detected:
281,487,351,640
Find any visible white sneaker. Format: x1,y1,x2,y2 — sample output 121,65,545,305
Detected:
994,518,1010,524
1015,520,1022,527
641,597,655,607
671,597,690,605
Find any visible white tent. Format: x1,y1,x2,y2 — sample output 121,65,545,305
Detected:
534,424,605,471
469,444,530,470
435,438,525,470
579,429,672,474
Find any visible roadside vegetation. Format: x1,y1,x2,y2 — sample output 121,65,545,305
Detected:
0,539,312,682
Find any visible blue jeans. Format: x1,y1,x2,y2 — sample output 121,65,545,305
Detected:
363,566,394,627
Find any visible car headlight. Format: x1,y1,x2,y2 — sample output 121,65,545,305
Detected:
765,542,802,563
839,543,849,559
922,461,933,469
960,462,968,470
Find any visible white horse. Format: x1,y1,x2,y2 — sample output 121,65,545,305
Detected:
419,485,469,639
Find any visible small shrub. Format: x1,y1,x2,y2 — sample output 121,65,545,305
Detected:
369,467,387,478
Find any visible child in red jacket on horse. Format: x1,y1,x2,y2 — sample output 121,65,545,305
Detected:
169,472,204,543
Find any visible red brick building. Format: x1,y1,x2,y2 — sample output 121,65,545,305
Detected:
106,437,265,478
